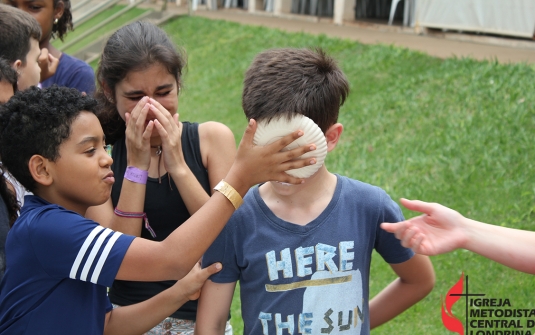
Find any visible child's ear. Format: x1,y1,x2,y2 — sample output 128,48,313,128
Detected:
325,123,343,152
101,82,114,103
12,60,22,71
54,0,65,21
28,155,53,187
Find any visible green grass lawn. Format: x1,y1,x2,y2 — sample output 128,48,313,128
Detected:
154,16,535,334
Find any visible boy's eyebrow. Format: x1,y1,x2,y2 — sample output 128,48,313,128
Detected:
77,136,105,146
123,84,174,95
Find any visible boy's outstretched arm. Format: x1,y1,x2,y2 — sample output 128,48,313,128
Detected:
104,262,221,335
194,280,236,335
381,198,535,275
117,120,317,282
369,254,435,329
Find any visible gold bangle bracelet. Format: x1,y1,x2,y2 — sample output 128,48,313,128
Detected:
213,180,244,210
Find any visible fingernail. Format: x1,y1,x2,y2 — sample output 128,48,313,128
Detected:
216,263,222,270
249,119,254,125
309,159,316,164
309,145,316,150
297,130,304,136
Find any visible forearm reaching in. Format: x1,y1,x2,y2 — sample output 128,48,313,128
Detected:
104,262,221,335
381,198,535,275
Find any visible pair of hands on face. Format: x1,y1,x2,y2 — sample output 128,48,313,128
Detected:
125,96,184,173
124,96,319,187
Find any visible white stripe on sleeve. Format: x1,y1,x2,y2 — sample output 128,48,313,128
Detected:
69,226,105,279
90,231,123,284
80,228,113,281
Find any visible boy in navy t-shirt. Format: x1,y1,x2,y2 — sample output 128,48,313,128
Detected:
0,86,314,334
196,48,436,335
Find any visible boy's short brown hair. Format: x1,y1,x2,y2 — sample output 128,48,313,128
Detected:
0,4,42,65
242,48,349,133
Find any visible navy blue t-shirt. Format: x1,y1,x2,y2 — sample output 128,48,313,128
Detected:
0,196,8,282
41,53,95,95
0,195,135,334
203,175,414,335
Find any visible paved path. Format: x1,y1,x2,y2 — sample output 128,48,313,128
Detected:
182,6,535,64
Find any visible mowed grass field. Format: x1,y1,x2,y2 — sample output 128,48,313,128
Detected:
93,14,535,334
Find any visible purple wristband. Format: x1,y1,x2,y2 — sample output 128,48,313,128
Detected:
125,166,148,184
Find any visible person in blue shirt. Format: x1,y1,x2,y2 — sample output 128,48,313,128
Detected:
195,48,435,335
0,85,315,335
6,0,95,95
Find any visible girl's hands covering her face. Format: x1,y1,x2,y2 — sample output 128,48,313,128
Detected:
147,98,186,174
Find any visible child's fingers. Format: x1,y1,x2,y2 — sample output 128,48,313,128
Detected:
275,155,316,173
148,98,168,114
48,53,59,73
380,221,410,240
276,143,316,164
398,225,418,248
380,222,398,234
409,232,425,253
266,129,305,153
400,198,435,216
152,116,180,149
185,262,222,299
269,173,306,185
148,98,175,124
38,48,49,65
146,102,181,142
148,104,175,132
142,120,155,140
240,119,257,147
131,103,150,131
201,262,223,278
129,97,150,121
174,114,182,137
